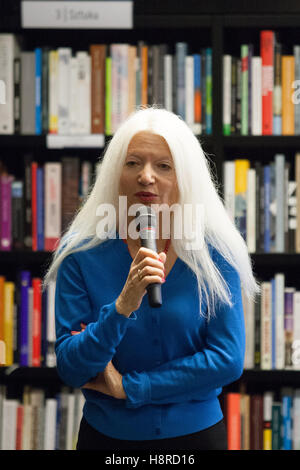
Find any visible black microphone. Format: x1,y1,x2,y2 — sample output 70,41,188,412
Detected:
135,205,162,308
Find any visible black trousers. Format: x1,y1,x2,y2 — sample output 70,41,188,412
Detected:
76,416,228,450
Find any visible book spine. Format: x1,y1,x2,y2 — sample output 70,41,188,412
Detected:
0,174,12,251
44,162,62,251
282,56,295,135
35,47,42,135
32,278,42,367
260,30,274,135
251,56,262,135
0,34,15,134
264,165,271,252
4,282,15,366
273,40,282,135
193,53,201,134
223,55,231,135
294,45,300,135
176,42,187,121
235,159,250,241
275,273,285,370
31,162,38,251
48,50,58,134
205,48,212,135
241,44,248,135
36,166,44,251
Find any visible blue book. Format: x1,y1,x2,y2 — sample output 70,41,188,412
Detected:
19,270,31,366
282,390,293,450
205,48,212,135
35,47,42,135
37,166,44,250
264,165,271,252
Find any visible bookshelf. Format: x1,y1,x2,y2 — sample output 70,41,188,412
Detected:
1,0,300,450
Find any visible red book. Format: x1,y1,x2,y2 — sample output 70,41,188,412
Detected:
226,393,241,450
31,162,38,251
16,405,24,450
260,30,274,135
32,278,42,367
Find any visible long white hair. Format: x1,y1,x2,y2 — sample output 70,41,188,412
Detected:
43,106,260,319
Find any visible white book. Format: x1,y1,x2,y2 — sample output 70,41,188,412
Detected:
72,390,85,449
111,44,127,134
119,44,129,126
251,56,262,135
1,399,18,449
128,45,137,115
242,289,255,369
22,403,33,450
30,389,45,450
293,389,300,450
76,51,91,134
261,282,272,370
292,291,300,370
69,56,79,135
0,34,20,134
66,393,75,450
164,54,173,112
222,55,231,134
246,168,256,253
44,399,57,450
44,162,62,251
46,279,56,367
185,55,194,132
0,385,6,450
223,161,235,223
263,391,274,422
48,50,59,134
275,273,285,369
58,48,72,135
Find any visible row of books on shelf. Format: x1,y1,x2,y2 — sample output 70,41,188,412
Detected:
223,30,300,136
242,274,300,371
1,266,300,370
0,155,96,252
223,153,300,253
1,385,299,451
224,388,300,450
0,274,56,368
0,34,213,137
0,385,84,450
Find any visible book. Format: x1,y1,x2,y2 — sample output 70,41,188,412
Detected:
260,30,274,135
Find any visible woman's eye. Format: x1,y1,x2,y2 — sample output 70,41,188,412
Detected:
126,161,137,166
159,164,171,170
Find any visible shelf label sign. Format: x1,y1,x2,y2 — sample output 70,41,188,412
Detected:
21,1,133,29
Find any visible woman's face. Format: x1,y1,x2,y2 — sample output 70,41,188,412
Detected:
119,131,179,212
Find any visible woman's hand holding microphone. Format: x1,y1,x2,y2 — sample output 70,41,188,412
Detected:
72,247,166,399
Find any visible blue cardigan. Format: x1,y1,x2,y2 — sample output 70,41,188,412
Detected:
54,234,245,440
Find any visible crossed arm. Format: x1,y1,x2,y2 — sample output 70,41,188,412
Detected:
55,251,245,409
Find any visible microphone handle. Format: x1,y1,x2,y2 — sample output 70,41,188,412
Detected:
140,237,162,308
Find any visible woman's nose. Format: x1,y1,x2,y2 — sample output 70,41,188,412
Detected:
138,164,155,183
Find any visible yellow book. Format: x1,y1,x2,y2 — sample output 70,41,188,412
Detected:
4,282,15,366
235,159,250,241
0,276,5,342
263,429,272,450
282,56,295,135
49,50,59,134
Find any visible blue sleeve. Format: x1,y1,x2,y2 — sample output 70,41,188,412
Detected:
122,249,245,408
55,253,136,388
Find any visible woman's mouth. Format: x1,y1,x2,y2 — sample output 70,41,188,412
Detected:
135,192,158,202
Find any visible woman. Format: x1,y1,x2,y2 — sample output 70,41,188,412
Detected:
43,107,260,450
